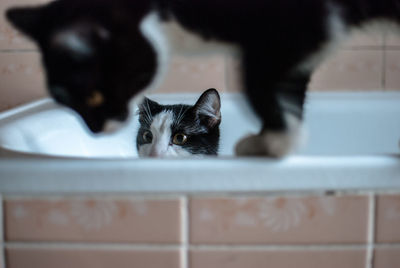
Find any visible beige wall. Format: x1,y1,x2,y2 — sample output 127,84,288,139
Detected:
1,1,400,112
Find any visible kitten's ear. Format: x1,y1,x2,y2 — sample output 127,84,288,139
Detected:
6,7,44,39
138,97,160,114
193,88,221,128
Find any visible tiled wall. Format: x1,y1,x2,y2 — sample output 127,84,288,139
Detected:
1,193,400,268
1,1,400,112
1,2,400,268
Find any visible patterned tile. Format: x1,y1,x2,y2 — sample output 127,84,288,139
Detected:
0,248,4,268
224,55,243,93
309,50,383,91
0,52,47,112
6,248,180,268
342,31,384,48
190,249,366,268
155,55,226,94
384,51,400,90
190,196,369,244
4,197,181,243
0,0,51,50
376,195,400,243
385,34,400,47
374,248,400,268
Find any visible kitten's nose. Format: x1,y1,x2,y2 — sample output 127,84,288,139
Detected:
148,150,160,158
148,148,167,158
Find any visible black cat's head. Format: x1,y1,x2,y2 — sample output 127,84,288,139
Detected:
137,88,221,157
6,0,158,132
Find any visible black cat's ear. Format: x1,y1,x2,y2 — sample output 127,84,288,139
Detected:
6,7,44,39
51,22,110,58
193,88,221,128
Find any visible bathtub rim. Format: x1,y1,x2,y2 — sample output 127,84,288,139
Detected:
0,155,399,194
1,90,400,159
0,91,399,194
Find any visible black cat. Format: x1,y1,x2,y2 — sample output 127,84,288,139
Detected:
6,0,400,157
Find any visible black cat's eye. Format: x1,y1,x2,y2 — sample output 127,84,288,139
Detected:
172,133,187,145
142,131,153,143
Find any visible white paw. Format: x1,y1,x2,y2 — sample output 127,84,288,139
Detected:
235,113,306,158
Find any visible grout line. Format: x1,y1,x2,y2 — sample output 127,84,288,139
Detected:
382,39,387,90
5,242,181,251
180,196,189,268
8,241,400,250
0,49,38,53
189,244,372,251
341,46,389,51
223,54,228,93
375,243,400,248
3,194,184,201
384,46,400,50
5,190,396,200
366,193,376,268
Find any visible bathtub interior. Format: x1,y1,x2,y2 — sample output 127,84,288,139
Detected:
0,92,399,158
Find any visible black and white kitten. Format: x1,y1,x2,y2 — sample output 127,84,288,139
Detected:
6,0,400,157
136,88,221,157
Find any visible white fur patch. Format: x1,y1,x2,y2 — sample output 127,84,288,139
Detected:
139,11,170,92
235,113,306,158
138,111,191,157
53,31,93,56
296,2,348,73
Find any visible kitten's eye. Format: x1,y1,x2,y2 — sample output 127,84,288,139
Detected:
173,133,187,145
143,131,153,143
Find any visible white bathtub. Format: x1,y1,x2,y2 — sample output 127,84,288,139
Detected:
0,92,399,193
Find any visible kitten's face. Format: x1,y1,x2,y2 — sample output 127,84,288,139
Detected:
137,89,221,157
6,0,156,132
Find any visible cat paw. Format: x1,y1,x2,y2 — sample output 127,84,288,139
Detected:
235,114,306,158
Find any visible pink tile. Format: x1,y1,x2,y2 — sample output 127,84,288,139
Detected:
342,31,384,48
190,249,366,268
0,0,51,50
225,55,243,93
6,248,180,268
376,195,400,243
385,34,400,47
0,52,47,112
0,249,4,268
5,197,181,243
374,248,400,268
309,50,383,91
190,196,369,244
384,51,400,90
155,55,226,94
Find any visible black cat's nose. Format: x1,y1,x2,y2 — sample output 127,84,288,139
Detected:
85,118,105,133
76,112,105,133
82,112,128,134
